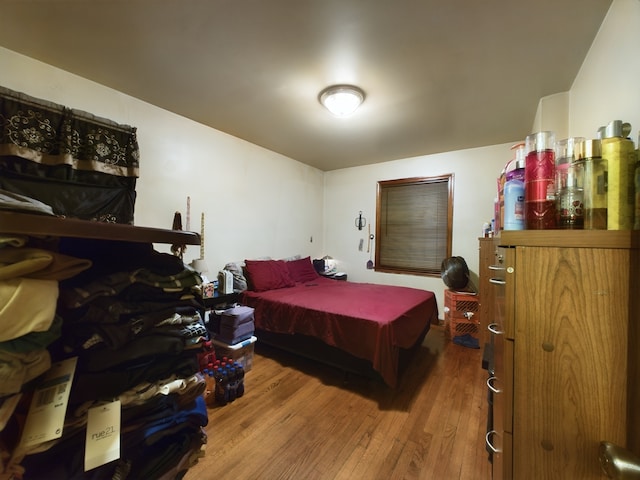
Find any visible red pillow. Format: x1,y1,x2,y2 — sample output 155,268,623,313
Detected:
286,256,319,283
244,259,295,292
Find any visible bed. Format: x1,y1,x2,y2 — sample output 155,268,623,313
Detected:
233,256,438,387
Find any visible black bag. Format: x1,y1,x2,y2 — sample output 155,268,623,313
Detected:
440,256,470,290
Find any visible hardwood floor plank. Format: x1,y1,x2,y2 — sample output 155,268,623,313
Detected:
184,326,492,480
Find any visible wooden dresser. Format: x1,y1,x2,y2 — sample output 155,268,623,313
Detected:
487,230,640,479
478,237,497,347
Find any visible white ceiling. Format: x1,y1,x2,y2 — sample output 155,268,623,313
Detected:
0,0,612,171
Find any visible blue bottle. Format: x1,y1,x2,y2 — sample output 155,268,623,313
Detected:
234,362,245,398
214,366,227,406
504,147,526,230
227,367,237,402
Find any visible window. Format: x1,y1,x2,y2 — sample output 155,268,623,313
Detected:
375,174,453,276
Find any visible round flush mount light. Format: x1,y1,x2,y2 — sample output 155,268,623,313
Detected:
318,84,365,117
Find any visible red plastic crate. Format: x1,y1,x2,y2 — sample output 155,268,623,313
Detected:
444,289,480,340
444,289,479,314
445,312,480,339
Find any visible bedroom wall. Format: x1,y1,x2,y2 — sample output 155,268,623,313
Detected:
0,0,636,319
568,0,640,141
533,0,640,142
323,0,639,319
322,143,512,319
0,46,326,276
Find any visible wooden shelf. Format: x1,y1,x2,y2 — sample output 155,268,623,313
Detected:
0,210,201,245
499,229,640,249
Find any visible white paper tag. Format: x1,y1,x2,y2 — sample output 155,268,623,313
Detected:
19,356,77,447
85,400,121,472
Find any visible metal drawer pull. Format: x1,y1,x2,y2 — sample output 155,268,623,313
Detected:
489,278,506,285
485,430,502,454
488,323,504,335
599,441,640,479
486,376,502,394
488,265,505,271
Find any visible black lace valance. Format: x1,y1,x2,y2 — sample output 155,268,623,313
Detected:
0,86,139,177
0,86,139,224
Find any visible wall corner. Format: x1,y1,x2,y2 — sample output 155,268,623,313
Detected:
530,91,570,139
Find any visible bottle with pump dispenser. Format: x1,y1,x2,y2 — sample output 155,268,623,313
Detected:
503,143,526,230
497,167,506,232
555,137,585,229
525,131,557,229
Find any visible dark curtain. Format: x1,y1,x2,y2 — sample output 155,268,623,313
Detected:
0,86,139,224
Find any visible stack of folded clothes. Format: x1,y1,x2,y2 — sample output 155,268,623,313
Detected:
2,238,210,479
0,234,94,479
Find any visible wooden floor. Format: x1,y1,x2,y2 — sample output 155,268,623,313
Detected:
184,326,493,480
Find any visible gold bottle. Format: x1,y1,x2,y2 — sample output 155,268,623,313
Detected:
599,121,637,230
577,139,607,229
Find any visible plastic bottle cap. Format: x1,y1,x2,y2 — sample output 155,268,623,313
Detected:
577,139,601,159
603,120,632,139
556,137,585,163
512,142,526,169
526,131,555,153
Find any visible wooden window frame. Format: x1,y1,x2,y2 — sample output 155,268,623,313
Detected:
375,174,454,276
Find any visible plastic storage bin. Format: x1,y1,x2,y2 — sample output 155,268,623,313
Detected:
210,335,257,372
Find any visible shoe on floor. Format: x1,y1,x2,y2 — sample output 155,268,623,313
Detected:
453,333,479,349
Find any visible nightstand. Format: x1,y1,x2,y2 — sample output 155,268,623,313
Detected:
201,291,240,309
320,272,347,281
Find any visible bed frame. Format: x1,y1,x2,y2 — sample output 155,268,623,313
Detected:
254,312,434,385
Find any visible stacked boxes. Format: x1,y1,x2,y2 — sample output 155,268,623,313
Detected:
208,305,255,343
218,305,255,344
444,289,480,341
205,305,257,372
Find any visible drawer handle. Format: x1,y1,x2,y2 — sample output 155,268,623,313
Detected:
489,278,506,285
486,376,501,394
485,430,502,454
488,265,505,271
599,441,640,479
487,323,504,335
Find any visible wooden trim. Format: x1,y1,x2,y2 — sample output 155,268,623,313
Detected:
375,174,454,275
499,230,640,249
0,211,201,245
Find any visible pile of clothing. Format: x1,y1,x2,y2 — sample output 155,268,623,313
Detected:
1,235,209,480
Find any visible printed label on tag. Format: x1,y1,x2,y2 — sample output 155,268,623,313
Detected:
19,357,77,447
85,400,121,471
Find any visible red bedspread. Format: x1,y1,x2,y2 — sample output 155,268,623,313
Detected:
241,277,438,387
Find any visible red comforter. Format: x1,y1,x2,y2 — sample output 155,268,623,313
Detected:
241,277,438,387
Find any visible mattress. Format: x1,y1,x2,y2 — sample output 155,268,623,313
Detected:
241,277,438,387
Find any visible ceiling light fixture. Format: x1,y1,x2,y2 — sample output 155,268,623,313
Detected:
318,84,365,117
